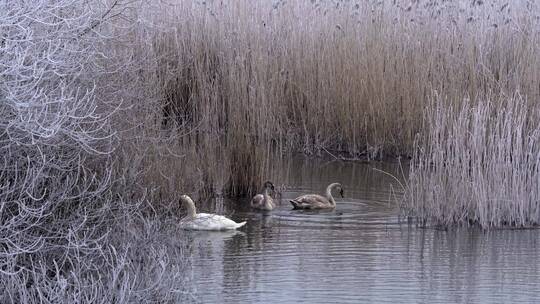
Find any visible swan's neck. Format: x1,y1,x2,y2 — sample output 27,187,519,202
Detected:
263,188,272,208
184,198,197,218
325,184,338,206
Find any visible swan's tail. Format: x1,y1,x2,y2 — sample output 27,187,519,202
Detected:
290,200,301,209
235,221,247,229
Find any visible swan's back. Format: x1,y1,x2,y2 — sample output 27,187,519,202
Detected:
251,194,275,210
180,213,246,230
251,194,264,208
290,194,332,209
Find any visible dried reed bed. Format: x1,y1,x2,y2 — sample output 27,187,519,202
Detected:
116,0,540,216
403,95,540,228
124,0,540,202
140,0,539,159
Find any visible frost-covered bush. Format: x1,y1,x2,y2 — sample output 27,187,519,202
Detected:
0,1,193,302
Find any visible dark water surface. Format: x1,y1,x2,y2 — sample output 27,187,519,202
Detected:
181,156,540,304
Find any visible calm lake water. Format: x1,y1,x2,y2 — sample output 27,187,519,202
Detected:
179,156,540,304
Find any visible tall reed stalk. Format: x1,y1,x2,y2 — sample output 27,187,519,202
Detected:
403,95,540,228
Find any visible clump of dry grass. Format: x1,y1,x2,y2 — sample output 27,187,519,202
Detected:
403,94,540,229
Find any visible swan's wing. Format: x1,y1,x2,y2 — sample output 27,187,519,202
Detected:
251,194,264,208
290,194,331,209
267,197,276,209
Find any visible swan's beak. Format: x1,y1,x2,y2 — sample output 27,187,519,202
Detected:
340,189,344,198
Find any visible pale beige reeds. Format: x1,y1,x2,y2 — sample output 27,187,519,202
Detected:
120,0,539,200
403,94,540,228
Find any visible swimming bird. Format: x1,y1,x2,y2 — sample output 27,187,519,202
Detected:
251,181,276,211
179,195,246,230
289,183,344,209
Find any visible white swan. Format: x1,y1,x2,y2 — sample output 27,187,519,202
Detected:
179,195,246,230
250,181,276,211
290,183,344,209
